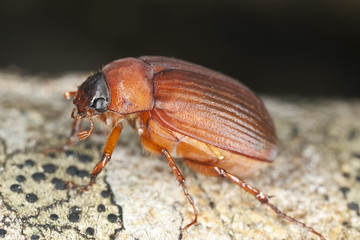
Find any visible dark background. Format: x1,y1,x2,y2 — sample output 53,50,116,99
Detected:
1,0,359,97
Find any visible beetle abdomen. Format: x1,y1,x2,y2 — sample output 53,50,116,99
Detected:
151,68,277,162
139,112,272,177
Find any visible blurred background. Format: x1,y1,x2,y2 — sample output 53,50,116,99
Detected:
0,0,359,97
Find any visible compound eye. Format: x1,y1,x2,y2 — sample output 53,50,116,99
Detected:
92,97,107,113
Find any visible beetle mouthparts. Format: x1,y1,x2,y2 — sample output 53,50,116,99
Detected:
71,106,94,120
70,107,86,120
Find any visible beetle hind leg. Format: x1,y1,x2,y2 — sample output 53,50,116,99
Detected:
183,160,326,240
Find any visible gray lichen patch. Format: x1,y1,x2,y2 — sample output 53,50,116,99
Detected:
0,141,123,240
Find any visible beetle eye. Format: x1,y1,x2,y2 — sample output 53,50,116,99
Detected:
92,98,107,113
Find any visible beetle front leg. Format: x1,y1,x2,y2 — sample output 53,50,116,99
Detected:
65,117,83,150
43,117,83,156
69,123,123,191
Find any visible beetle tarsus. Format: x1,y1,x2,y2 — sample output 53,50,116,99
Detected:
66,181,93,192
43,116,83,156
43,146,62,156
265,202,326,240
213,167,327,240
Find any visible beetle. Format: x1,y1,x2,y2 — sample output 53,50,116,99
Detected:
61,56,325,239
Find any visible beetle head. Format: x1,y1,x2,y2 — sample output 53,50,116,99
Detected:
73,72,110,118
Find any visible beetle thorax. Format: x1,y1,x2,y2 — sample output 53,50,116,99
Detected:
102,58,155,114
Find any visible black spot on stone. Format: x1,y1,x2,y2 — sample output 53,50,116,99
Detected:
78,154,92,163
291,126,299,138
107,214,117,223
342,221,349,226
97,204,106,212
110,235,115,240
342,172,350,178
42,163,58,173
26,193,38,203
51,178,66,190
68,213,80,222
17,164,24,169
0,229,6,237
65,150,76,157
10,184,22,193
348,130,357,140
209,201,215,209
25,159,35,167
77,170,89,178
50,214,59,220
340,187,350,198
66,166,79,176
85,143,93,149
352,152,360,159
324,194,329,201
348,202,359,212
31,234,40,240
70,206,82,214
16,175,26,182
356,175,360,182
101,190,110,198
47,153,56,159
32,172,45,182
86,227,95,235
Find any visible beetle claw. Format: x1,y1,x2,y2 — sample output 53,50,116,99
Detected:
43,145,68,157
66,181,91,193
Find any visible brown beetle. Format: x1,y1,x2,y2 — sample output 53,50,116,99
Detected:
62,56,325,239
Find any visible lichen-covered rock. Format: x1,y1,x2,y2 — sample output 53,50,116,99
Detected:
0,72,359,239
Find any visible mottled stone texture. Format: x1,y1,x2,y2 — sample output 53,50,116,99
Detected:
0,72,359,240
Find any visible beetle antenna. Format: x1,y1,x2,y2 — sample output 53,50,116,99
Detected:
77,113,94,141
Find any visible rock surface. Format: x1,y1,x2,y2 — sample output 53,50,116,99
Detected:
0,72,359,240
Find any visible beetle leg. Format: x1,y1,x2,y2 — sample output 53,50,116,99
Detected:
64,91,77,100
183,160,326,240
162,149,198,230
43,117,83,156
139,133,198,230
64,117,83,150
70,123,123,191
